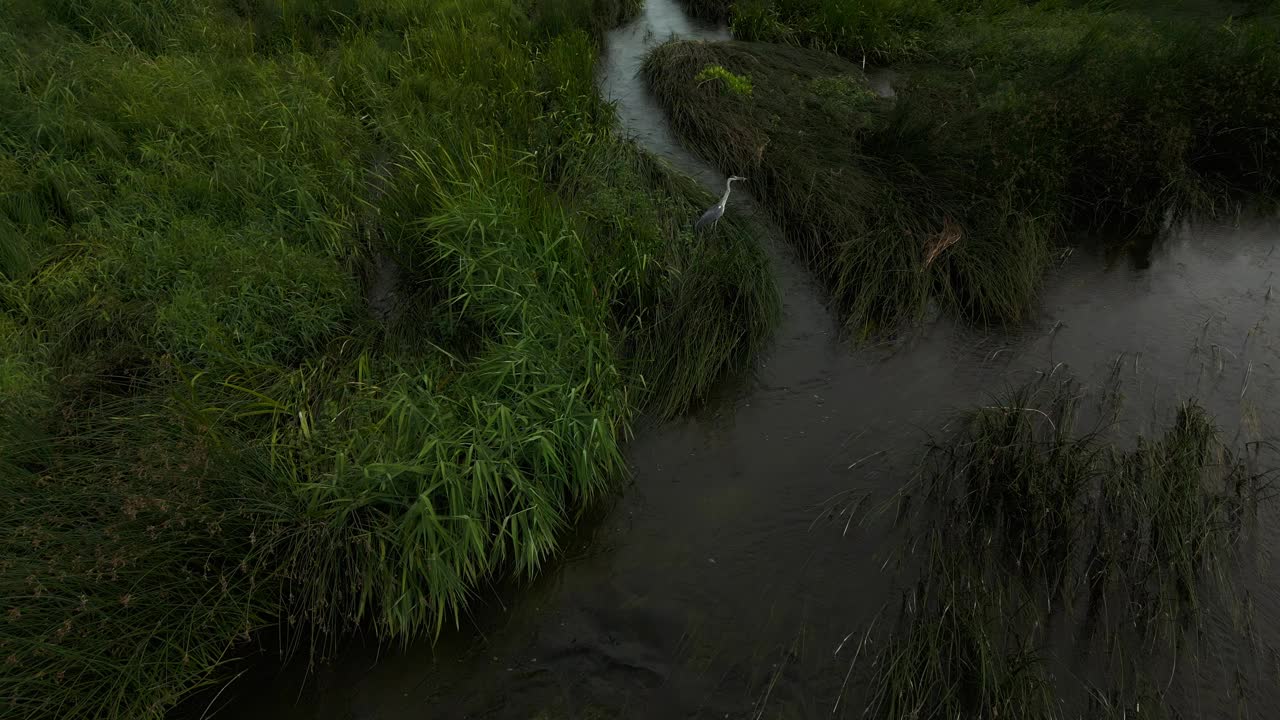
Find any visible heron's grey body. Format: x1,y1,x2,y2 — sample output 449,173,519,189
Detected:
694,203,724,231
694,175,746,231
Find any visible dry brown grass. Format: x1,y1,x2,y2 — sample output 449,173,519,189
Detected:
921,215,961,269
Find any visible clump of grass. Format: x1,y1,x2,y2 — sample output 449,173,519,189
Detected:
681,0,736,22
645,40,1051,335
856,369,1276,718
860,540,1059,720
0,0,778,717
696,63,755,95
914,371,1271,633
807,72,877,115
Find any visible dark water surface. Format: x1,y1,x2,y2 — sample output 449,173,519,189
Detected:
218,1,1280,717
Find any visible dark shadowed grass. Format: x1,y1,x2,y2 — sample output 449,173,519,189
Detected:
946,9,1280,232
682,0,736,21
712,0,1280,228
724,0,944,63
644,5,1280,334
854,369,1276,718
568,143,779,420
723,0,1275,65
0,394,288,720
0,0,777,718
645,39,1051,335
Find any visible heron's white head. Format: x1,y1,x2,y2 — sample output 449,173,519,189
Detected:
729,175,747,183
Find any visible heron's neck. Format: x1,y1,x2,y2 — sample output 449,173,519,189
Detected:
718,180,734,207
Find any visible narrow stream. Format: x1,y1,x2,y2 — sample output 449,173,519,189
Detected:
222,2,1280,717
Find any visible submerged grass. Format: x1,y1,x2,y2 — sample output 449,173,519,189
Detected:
0,0,777,717
650,1,1280,333
856,369,1276,718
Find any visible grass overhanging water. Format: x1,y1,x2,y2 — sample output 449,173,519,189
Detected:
854,368,1277,719
5,0,1280,716
648,0,1280,335
0,1,778,717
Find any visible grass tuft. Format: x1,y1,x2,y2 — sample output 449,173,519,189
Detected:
856,369,1276,718
696,63,756,95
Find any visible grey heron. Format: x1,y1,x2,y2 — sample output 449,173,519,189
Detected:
694,175,746,231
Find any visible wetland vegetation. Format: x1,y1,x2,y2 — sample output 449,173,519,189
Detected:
647,0,1280,334
863,367,1276,718
0,1,776,717
3,0,1280,718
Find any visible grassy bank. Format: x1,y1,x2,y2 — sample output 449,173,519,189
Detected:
858,369,1275,718
0,1,777,717
647,1,1280,333
646,40,1052,333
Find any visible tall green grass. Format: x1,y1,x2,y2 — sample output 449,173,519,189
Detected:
646,0,1280,333
0,0,777,717
934,6,1280,230
718,0,1280,228
858,370,1275,718
645,40,1052,334
728,0,943,62
719,0,1276,63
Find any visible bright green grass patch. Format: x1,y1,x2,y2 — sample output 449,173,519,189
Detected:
0,1,777,717
696,63,755,95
